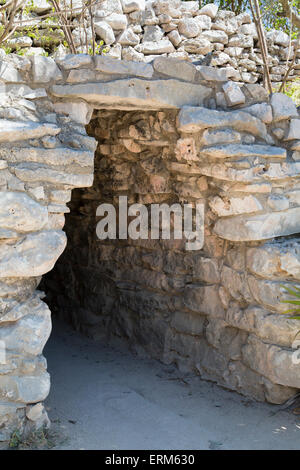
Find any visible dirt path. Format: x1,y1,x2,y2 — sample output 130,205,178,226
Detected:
44,320,300,450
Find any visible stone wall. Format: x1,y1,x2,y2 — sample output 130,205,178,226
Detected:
2,1,300,86
0,51,300,443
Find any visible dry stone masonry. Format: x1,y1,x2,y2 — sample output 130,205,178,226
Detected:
0,48,299,444
2,0,300,86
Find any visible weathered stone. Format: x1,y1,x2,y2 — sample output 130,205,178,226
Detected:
178,107,267,139
222,81,245,106
184,285,225,317
214,207,300,242
31,56,62,83
197,65,228,82
137,39,175,55
167,30,182,47
285,119,300,141
0,230,66,278
182,38,213,54
243,334,300,389
121,0,145,13
0,373,50,404
94,56,153,77
52,79,211,109
271,93,298,122
106,13,128,30
118,28,140,46
0,192,48,233
57,54,93,70
153,57,197,82
94,21,115,45
0,61,24,83
209,194,262,216
178,18,200,38
14,164,93,187
201,30,228,44
201,144,286,159
54,101,93,125
0,120,60,143
1,147,94,167
201,129,241,146
199,3,218,18
243,103,273,124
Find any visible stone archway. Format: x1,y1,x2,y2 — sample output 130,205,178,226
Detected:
0,53,300,444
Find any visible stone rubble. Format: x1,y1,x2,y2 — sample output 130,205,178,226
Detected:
0,1,299,85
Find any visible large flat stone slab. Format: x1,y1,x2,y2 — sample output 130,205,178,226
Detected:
214,207,300,241
51,79,212,110
178,106,267,139
201,144,286,159
0,120,60,143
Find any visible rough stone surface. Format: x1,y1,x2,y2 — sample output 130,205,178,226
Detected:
0,44,299,445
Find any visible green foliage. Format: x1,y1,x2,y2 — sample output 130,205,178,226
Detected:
284,78,300,105
281,285,300,319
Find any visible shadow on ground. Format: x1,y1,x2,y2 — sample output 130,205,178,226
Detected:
44,319,300,450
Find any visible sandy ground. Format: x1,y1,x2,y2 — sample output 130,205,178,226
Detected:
44,320,300,450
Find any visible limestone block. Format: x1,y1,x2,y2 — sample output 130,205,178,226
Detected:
271,93,298,122
54,101,93,125
52,79,211,109
1,147,94,167
14,163,94,187
178,107,267,139
266,30,290,47
0,61,24,83
209,194,262,217
143,25,164,42
184,284,225,317
121,0,145,13
199,3,218,19
243,103,273,124
167,30,182,47
94,56,153,77
0,299,51,355
197,65,228,81
195,15,212,30
106,13,128,30
0,230,67,277
58,54,93,70
214,207,300,242
201,144,286,159
0,192,48,233
137,39,175,54
201,30,228,44
171,311,205,336
94,21,115,45
31,56,63,83
242,334,300,389
285,119,300,141
247,242,300,280
201,129,241,146
0,120,60,143
182,38,212,54
178,18,200,38
118,29,140,46
0,373,50,404
222,81,245,106
226,305,300,348
153,57,198,82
